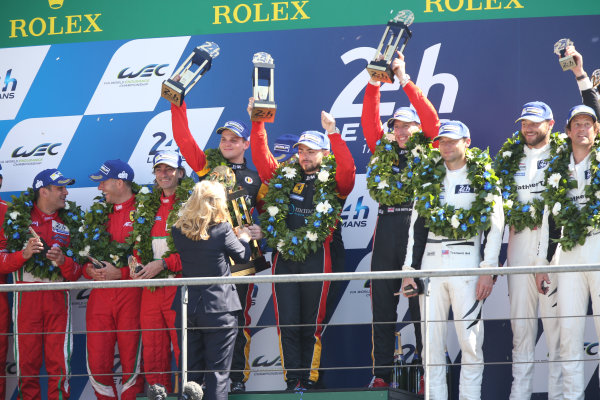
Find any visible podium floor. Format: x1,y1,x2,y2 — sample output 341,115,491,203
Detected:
138,388,422,399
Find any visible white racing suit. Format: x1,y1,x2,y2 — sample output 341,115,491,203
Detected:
538,152,600,400
507,144,562,400
403,163,504,400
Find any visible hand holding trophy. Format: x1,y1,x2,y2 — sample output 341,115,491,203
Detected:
554,38,576,71
161,41,220,106
250,52,276,122
592,69,600,91
366,10,414,84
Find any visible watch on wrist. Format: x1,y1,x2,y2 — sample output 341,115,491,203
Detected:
327,127,340,135
162,259,168,270
576,74,588,81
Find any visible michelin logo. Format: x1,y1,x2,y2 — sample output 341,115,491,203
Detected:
118,171,128,179
35,180,43,189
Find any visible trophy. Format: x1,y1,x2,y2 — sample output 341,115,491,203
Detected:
250,52,276,123
161,42,220,106
554,38,576,71
592,69,600,91
366,10,414,83
209,166,271,276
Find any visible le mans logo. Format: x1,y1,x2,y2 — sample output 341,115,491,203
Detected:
9,0,102,39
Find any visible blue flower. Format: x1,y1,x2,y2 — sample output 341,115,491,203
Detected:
376,140,381,145
276,199,284,204
486,207,491,212
25,201,33,207
433,175,439,179
328,207,334,214
268,217,275,223
72,216,78,221
68,212,74,217
469,216,475,224
548,167,553,172
277,175,282,179
483,171,491,179
366,170,371,178
80,212,85,217
95,209,102,214
12,232,19,239
316,212,322,219
407,171,413,178
595,209,599,215
93,233,100,241
515,140,521,144
84,233,88,239
596,170,600,177
460,224,468,231
188,190,193,195
425,202,431,209
431,216,436,222
414,157,420,164
374,175,381,183
49,265,55,271
504,185,510,191
522,205,530,212
292,236,298,244
314,220,321,228
137,217,145,224
502,192,509,200
385,144,392,151
366,167,372,174
274,183,282,189
501,170,509,175
594,178,600,185
480,215,487,223
267,225,274,233
6,220,11,226
396,182,403,189
288,250,295,255
385,190,391,195
484,182,492,191
420,196,426,201
372,165,377,170
94,228,99,233
458,213,464,219
437,209,445,216
66,249,73,257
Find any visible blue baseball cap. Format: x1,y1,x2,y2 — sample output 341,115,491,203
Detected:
89,159,135,182
216,120,249,140
33,168,75,190
567,104,597,124
516,101,553,123
434,120,470,141
273,134,299,162
153,150,183,169
386,107,421,128
293,131,331,151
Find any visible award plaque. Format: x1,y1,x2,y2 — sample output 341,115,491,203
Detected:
366,10,414,84
209,166,271,276
251,52,277,123
553,38,576,71
592,69,600,91
161,42,220,106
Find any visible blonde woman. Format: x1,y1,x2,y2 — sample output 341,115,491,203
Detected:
172,180,251,400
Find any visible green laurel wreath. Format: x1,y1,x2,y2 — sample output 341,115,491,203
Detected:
131,177,194,280
3,188,85,281
366,132,432,205
81,183,142,268
259,156,340,262
542,138,600,251
412,147,500,240
205,148,229,170
494,131,566,232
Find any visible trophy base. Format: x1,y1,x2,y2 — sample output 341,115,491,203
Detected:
251,102,277,123
231,256,271,277
161,79,185,106
366,63,394,84
559,55,576,71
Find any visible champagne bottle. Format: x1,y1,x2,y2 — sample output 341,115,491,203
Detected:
391,332,409,390
408,352,423,393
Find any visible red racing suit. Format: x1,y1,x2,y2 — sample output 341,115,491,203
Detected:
0,201,10,400
84,196,144,400
139,192,182,392
0,203,83,400
251,121,355,384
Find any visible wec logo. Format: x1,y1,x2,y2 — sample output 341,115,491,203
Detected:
117,64,169,79
12,143,62,158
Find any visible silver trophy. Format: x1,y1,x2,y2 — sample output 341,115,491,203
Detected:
366,10,414,84
251,52,276,122
161,42,220,106
592,69,600,91
553,38,576,71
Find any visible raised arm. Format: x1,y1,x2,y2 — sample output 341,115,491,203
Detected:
565,45,600,119
361,82,385,154
171,101,207,174
248,98,279,183
322,111,355,198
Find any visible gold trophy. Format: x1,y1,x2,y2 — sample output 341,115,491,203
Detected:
161,42,220,106
366,10,414,84
209,166,270,276
554,38,576,71
250,52,276,123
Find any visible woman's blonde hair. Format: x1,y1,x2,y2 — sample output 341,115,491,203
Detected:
174,180,230,240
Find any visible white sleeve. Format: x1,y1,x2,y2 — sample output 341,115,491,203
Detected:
402,204,420,271
535,205,550,266
481,194,505,268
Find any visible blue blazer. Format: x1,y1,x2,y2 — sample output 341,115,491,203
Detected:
172,222,250,314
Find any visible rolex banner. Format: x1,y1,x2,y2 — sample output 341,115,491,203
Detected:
1,0,600,398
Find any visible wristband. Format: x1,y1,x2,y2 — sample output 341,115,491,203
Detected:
576,74,588,81
162,259,168,271
326,127,340,135
400,74,411,87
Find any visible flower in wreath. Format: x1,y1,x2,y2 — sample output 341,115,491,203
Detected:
317,170,330,182
306,231,318,241
267,206,279,217
548,173,561,188
552,202,562,216
315,200,332,214
377,180,389,189
282,167,297,179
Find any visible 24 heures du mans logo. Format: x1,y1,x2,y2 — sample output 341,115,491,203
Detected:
9,0,102,39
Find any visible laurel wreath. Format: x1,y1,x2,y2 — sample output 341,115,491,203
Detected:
412,147,500,239
131,177,194,280
259,156,341,262
494,131,566,232
542,137,600,251
205,148,229,170
3,188,85,281
80,183,142,268
366,132,432,205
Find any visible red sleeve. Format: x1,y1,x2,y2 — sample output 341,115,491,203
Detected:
0,203,26,274
329,133,356,198
171,101,207,173
121,266,131,280
165,252,182,273
82,262,93,280
361,82,385,154
403,81,440,142
250,121,279,183
58,256,83,281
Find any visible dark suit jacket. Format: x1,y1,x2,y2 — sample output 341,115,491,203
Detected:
172,222,250,314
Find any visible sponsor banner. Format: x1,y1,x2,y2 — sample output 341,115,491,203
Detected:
2,0,599,48
127,107,224,184
0,115,81,192
0,46,50,121
84,37,190,115
245,327,285,390
340,174,378,249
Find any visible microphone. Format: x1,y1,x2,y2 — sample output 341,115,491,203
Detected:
182,381,204,400
147,384,168,400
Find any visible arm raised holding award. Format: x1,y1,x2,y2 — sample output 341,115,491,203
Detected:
563,45,600,120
